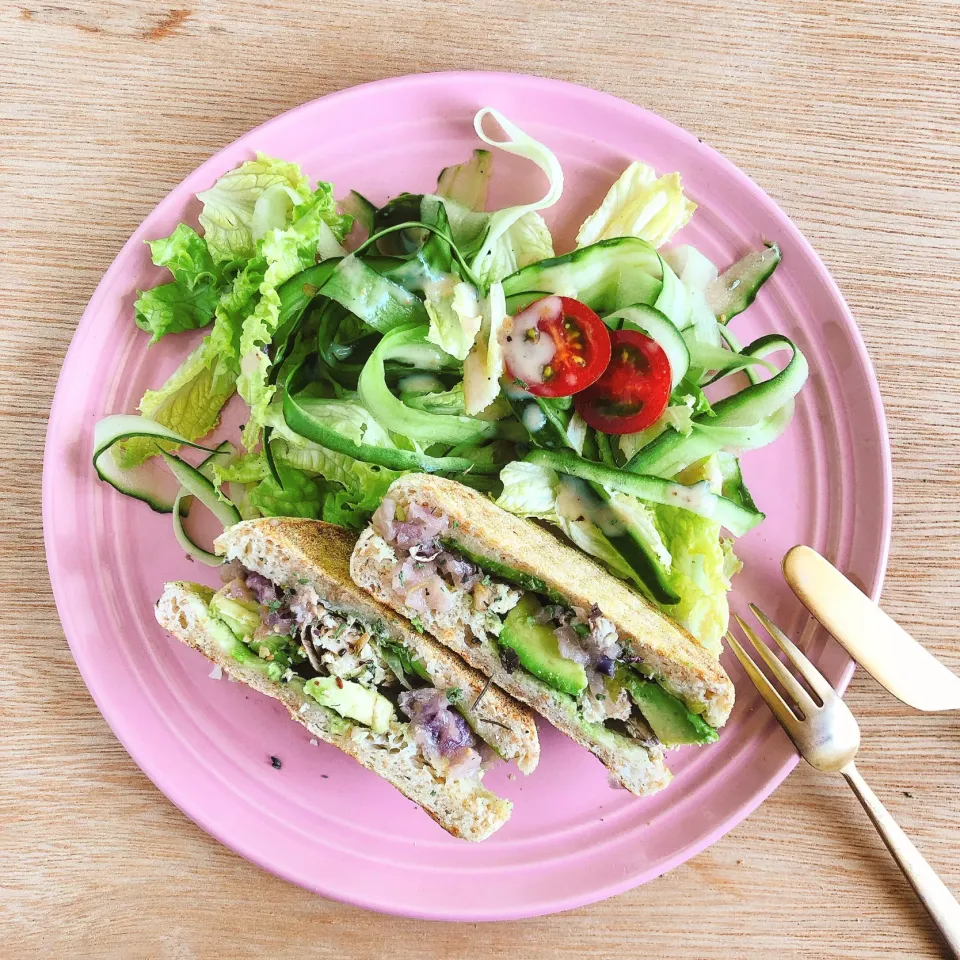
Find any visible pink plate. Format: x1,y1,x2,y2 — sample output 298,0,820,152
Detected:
43,72,891,920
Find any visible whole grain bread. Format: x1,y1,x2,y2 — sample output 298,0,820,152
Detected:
214,518,539,773
156,581,512,842
359,474,734,728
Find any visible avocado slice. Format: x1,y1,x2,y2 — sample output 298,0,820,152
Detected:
441,539,570,607
620,669,718,746
303,676,395,733
210,591,261,639
499,594,587,696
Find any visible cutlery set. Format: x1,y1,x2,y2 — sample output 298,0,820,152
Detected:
733,545,960,955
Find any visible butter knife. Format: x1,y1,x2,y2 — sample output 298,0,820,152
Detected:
782,545,960,711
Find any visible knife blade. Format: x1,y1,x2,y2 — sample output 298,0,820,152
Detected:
782,544,960,711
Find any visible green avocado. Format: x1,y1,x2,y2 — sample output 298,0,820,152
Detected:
303,676,395,733
441,539,569,607
499,594,587,696
210,591,261,640
620,669,718,746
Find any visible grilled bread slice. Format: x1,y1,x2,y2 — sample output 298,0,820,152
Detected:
157,581,511,841
215,518,539,773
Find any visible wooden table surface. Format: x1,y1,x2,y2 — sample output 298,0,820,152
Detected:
3,1,959,957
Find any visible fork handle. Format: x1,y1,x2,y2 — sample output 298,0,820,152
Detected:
842,762,960,956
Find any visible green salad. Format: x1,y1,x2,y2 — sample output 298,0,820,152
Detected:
94,107,807,655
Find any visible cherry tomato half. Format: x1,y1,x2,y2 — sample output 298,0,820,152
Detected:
574,329,672,434
500,296,611,398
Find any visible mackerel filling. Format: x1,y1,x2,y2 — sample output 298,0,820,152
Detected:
210,560,488,782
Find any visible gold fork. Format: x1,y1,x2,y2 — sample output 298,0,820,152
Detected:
728,604,960,956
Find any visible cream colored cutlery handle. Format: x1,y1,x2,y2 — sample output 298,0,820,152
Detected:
842,763,960,957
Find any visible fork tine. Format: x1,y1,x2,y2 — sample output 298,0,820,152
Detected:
725,629,801,735
749,604,837,703
733,614,820,717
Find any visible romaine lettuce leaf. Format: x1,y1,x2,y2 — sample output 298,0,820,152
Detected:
197,154,311,263
463,281,506,415
424,279,483,361
654,455,738,656
474,211,554,285
116,337,239,468
576,162,696,250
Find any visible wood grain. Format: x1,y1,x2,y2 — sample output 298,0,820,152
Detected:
2,0,959,957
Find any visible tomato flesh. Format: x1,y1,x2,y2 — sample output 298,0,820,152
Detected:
574,329,672,435
501,296,611,398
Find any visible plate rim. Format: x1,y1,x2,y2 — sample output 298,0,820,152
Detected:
42,69,893,920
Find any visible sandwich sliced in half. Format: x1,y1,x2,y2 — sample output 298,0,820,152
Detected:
351,475,735,796
156,518,540,842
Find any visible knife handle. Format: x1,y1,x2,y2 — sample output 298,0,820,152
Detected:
783,545,960,712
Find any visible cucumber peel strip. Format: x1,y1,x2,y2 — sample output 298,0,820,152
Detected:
172,442,236,566
93,415,222,514
605,304,690,389
625,335,807,478
358,325,501,446
283,374,497,475
525,449,765,537
159,448,241,529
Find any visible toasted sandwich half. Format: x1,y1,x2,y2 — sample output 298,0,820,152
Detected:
350,475,736,797
155,518,540,842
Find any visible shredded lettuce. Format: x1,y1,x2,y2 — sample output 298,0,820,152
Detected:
576,162,696,249
197,154,312,263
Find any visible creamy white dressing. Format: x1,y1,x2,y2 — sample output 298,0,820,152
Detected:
392,343,448,371
500,295,559,387
556,476,625,537
398,373,445,395
521,403,547,433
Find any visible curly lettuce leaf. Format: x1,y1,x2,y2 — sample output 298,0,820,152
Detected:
146,223,221,289
247,462,324,519
264,397,402,506
115,337,239,467
197,154,311,263
237,187,354,445
576,161,696,250
134,282,221,344
134,224,224,343
495,460,560,517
